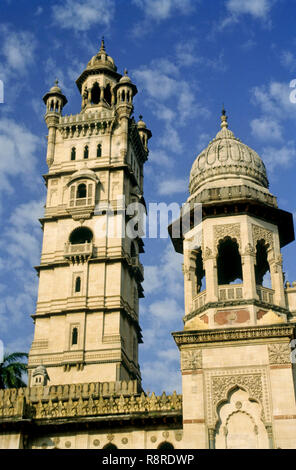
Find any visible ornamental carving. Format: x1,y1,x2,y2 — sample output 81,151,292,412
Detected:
0,386,182,420
212,374,263,409
181,349,202,370
203,246,213,261
204,367,271,427
244,243,255,256
268,343,291,364
214,223,241,252
252,224,274,252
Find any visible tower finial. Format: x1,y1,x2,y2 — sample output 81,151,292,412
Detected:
220,104,228,129
55,78,59,86
100,36,105,52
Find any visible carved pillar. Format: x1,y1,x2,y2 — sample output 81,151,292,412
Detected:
242,243,258,300
208,428,215,449
183,250,197,315
266,424,274,449
268,251,286,307
203,248,218,302
99,86,104,102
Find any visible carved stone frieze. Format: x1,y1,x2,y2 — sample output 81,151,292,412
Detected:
214,223,241,252
268,343,291,364
252,224,274,252
204,368,271,427
181,349,202,370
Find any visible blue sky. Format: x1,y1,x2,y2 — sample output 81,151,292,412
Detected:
0,0,296,394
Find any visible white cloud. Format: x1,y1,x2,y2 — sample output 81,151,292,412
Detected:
0,26,36,74
0,118,41,205
144,243,183,297
157,177,187,196
52,0,115,31
141,358,181,393
226,0,274,18
251,81,296,117
132,0,194,21
261,141,296,172
148,149,174,168
280,51,296,71
250,117,283,141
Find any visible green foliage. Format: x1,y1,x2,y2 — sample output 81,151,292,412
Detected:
0,352,28,389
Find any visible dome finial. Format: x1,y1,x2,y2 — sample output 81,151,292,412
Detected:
220,104,228,129
55,78,59,86
100,36,105,52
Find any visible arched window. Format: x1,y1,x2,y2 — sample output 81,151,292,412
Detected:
157,442,174,450
91,82,100,105
69,227,93,245
196,249,206,293
217,238,243,285
84,145,89,159
71,327,78,345
71,147,76,161
121,90,125,102
77,183,87,199
255,241,271,287
104,84,112,106
103,443,117,450
75,276,81,293
97,144,102,158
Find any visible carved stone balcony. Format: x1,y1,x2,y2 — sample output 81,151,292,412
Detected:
219,284,243,302
256,285,274,304
64,242,93,263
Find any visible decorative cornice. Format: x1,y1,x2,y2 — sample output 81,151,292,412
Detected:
184,298,289,321
0,384,182,422
173,324,295,347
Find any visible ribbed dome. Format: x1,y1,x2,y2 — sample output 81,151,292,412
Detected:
86,38,117,72
189,111,268,195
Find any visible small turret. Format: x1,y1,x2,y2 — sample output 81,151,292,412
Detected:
42,80,67,167
32,364,50,386
43,79,67,115
137,115,152,151
114,69,138,119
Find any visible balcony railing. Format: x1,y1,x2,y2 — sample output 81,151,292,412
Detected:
193,290,207,310
64,242,93,263
219,284,243,301
256,285,274,304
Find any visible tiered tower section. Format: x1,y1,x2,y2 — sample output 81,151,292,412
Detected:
28,40,151,388
171,110,296,449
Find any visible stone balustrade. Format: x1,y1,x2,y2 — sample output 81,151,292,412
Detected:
0,381,182,420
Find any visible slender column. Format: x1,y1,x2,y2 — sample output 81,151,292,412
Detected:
45,115,59,167
203,247,218,302
266,425,274,449
268,250,286,307
183,250,197,315
208,428,215,449
241,243,258,300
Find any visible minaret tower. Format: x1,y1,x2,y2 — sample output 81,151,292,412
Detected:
28,40,151,388
171,110,296,449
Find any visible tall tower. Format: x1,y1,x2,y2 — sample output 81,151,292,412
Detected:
171,110,296,448
28,40,151,388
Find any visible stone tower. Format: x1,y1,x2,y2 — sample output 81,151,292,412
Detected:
171,110,296,449
27,40,151,388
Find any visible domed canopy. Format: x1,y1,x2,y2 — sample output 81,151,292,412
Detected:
43,79,68,106
76,38,121,92
189,109,268,196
